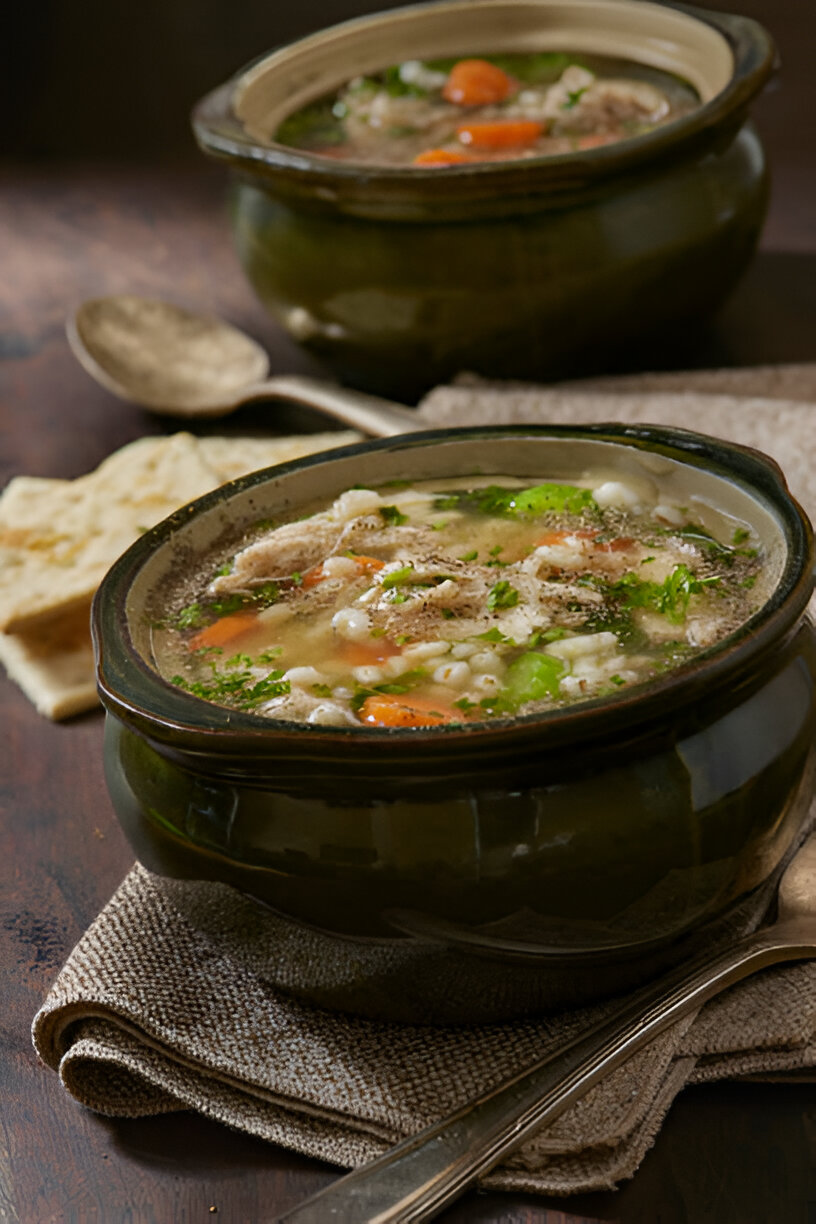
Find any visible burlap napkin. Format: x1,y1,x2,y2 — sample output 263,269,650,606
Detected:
33,365,816,1197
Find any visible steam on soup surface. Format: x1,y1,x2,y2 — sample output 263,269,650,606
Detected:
274,52,699,167
153,473,763,728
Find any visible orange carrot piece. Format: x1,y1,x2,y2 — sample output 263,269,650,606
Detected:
601,536,636,553
358,694,459,727
535,529,595,547
442,59,516,106
351,555,386,573
413,148,473,166
189,610,257,651
457,120,543,151
301,564,326,589
535,529,634,552
303,554,385,589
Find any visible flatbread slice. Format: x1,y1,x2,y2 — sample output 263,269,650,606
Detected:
0,602,97,720
0,432,220,634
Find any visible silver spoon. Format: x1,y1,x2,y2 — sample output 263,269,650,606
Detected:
277,831,816,1223
66,295,423,436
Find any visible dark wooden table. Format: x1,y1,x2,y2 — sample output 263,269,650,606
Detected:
3,13,816,1219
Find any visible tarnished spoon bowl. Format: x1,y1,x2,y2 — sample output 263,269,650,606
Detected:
67,295,422,435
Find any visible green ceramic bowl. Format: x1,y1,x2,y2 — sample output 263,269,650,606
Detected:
192,0,776,397
93,425,816,1023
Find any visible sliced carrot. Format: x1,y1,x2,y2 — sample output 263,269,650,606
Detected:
352,555,386,573
301,564,327,589
457,120,543,151
442,59,516,106
302,554,385,589
337,638,401,668
189,610,258,651
535,529,635,552
413,148,473,166
536,529,595,547
601,536,636,553
358,693,459,727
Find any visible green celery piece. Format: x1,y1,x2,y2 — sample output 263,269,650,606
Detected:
381,564,415,589
434,483,595,519
504,652,564,707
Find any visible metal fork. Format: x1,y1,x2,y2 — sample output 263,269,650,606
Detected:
277,833,816,1224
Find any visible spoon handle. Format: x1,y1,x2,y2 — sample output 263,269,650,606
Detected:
275,918,816,1224
246,376,424,436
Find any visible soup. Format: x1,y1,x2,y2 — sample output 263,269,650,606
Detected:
153,471,762,727
274,51,699,167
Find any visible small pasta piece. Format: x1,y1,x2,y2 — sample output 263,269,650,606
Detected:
432,660,472,688
332,607,372,641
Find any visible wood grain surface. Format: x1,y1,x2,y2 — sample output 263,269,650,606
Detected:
2,1,816,1219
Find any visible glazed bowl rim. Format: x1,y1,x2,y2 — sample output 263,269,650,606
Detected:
190,0,776,198
93,422,814,760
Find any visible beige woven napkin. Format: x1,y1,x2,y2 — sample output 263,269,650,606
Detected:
33,364,816,1197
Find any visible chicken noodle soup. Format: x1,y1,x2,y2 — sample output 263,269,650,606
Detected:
274,52,699,167
153,473,763,728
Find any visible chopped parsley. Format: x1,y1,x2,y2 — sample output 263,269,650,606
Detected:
476,627,515,644
380,505,408,527
487,580,519,611
171,665,290,710
381,564,415,589
350,668,428,711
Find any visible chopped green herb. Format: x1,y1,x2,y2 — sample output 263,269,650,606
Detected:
177,602,207,629
380,505,408,527
225,653,253,669
487,580,519,610
440,608,456,620
475,627,515,644
312,683,333,697
382,564,415,589
349,668,427,711
252,582,280,608
563,87,587,109
258,647,282,662
171,665,290,710
732,527,750,545
381,64,427,97
209,593,250,618
459,550,478,562
528,626,569,647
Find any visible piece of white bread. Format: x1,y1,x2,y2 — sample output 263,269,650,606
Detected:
0,430,361,719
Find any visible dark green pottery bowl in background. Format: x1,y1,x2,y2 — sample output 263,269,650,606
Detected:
192,0,776,397
93,426,816,1023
